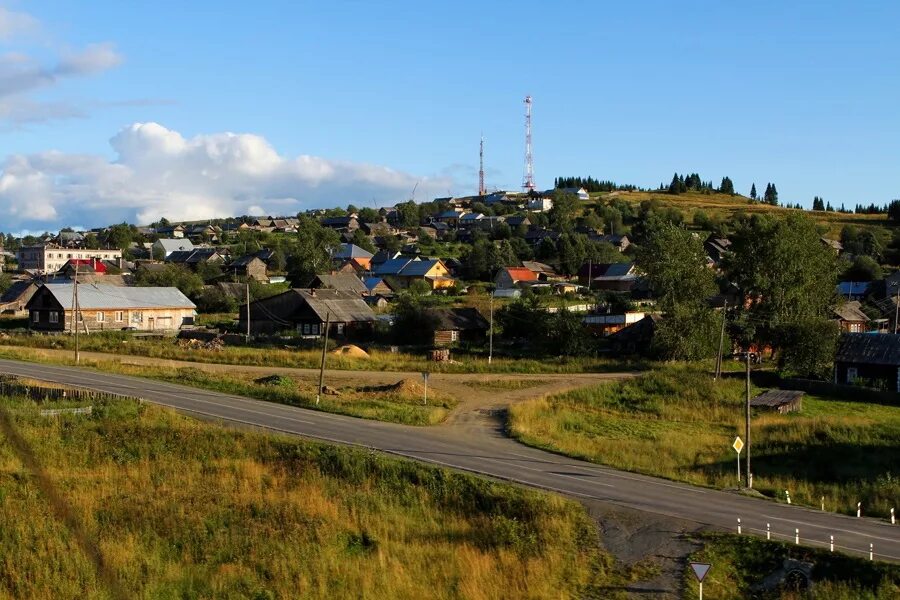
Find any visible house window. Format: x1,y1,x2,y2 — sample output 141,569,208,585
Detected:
302,323,310,335
450,330,459,342
115,311,124,322
850,323,861,333
336,323,345,336
847,367,858,384
312,324,319,336
49,312,58,324
96,312,105,322
32,312,39,323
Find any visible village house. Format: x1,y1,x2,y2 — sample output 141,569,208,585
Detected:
833,301,869,333
156,224,186,238
0,280,39,316
393,259,455,290
306,273,368,296
526,197,553,212
240,288,376,337
494,266,540,290
320,216,360,233
166,248,226,268
26,283,195,332
152,238,195,260
428,307,490,348
834,333,900,391
16,245,123,274
577,262,638,292
228,255,268,281
332,243,374,270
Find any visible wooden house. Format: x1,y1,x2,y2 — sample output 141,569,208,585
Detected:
428,307,490,347
241,289,376,337
26,283,195,332
834,333,900,391
749,390,803,414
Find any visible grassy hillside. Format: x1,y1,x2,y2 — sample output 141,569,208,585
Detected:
508,366,900,517
592,190,890,238
0,394,613,599
686,534,900,599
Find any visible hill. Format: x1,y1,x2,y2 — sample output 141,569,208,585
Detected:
590,190,890,238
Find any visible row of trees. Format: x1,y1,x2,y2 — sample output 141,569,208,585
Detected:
553,176,638,193
637,213,839,377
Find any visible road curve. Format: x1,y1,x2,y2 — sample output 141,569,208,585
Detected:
1,358,896,562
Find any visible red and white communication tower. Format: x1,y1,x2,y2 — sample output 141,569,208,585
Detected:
478,134,486,196
522,95,535,192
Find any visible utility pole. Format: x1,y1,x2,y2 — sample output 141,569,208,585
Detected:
893,282,899,334
316,311,331,405
72,261,80,364
587,258,592,293
245,282,251,343
714,300,727,380
745,350,752,488
488,292,494,364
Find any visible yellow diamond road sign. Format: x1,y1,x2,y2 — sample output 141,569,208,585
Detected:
733,436,744,453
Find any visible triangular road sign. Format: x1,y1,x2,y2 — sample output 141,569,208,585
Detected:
690,562,711,583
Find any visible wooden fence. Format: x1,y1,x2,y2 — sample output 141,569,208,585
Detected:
0,376,140,404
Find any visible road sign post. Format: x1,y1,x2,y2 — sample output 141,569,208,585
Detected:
690,562,711,600
422,371,429,406
732,436,744,486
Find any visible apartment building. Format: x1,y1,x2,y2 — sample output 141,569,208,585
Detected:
16,245,123,273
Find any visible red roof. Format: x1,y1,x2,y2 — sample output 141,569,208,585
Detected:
504,267,539,282
66,258,107,273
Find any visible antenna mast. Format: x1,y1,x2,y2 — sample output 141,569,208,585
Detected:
478,134,486,196
522,95,535,192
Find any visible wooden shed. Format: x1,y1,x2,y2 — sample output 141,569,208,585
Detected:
750,390,804,414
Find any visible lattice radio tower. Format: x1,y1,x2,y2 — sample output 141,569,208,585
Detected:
478,134,486,196
522,95,535,191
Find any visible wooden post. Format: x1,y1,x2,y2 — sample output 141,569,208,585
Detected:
316,312,331,405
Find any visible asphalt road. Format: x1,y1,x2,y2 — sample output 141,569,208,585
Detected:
1,358,897,562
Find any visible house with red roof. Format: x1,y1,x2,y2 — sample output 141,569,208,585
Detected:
494,266,540,290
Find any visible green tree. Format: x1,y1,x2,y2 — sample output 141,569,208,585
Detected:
358,207,380,224
724,213,838,356
636,221,719,360
777,318,840,379
134,264,204,297
351,229,377,253
286,216,341,283
718,177,735,195
547,191,579,232
749,183,757,200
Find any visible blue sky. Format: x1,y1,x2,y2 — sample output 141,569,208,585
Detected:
2,1,899,229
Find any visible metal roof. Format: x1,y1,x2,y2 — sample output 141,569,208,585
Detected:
155,239,194,253
332,243,374,260
398,259,441,277
835,332,900,366
297,290,376,323
374,258,415,276
38,283,196,310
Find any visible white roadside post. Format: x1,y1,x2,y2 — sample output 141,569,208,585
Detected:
422,371,429,406
821,496,825,511
830,535,834,552
892,508,896,525
795,528,799,545
766,523,770,540
785,490,791,504
737,518,741,535
690,562,711,600
857,502,862,518
870,543,874,561
732,437,744,486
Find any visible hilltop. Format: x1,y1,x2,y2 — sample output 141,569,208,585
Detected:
588,189,891,238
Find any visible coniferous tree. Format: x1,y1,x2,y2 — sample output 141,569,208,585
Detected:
719,177,735,195
750,183,757,200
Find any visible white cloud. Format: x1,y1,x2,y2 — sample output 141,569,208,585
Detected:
0,7,39,41
0,8,123,125
0,122,453,230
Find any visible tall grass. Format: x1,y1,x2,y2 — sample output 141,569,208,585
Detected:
0,333,639,374
509,366,900,517
0,396,613,599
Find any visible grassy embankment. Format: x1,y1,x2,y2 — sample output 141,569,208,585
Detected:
686,534,900,599
592,190,890,238
0,393,628,599
509,366,900,517
0,347,454,425
0,331,638,374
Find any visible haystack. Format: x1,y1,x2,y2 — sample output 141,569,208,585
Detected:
331,344,370,359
